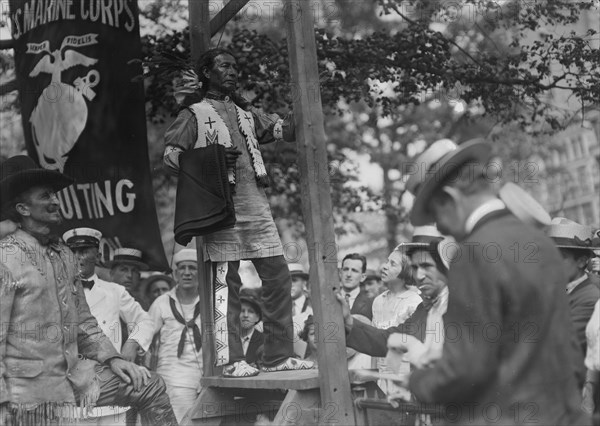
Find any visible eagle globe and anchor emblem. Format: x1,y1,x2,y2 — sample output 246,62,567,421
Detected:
26,33,100,172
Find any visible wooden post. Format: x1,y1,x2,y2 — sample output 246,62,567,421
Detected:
283,1,356,424
189,0,219,377
189,0,211,63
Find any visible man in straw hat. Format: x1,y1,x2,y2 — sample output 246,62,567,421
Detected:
392,138,587,424
547,218,600,357
548,217,600,415
289,263,313,334
0,156,178,425
338,231,451,372
106,247,149,308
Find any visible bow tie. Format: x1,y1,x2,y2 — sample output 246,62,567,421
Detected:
81,279,95,290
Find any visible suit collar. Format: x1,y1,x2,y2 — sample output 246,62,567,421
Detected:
466,208,512,238
465,199,506,235
566,274,589,295
83,274,106,308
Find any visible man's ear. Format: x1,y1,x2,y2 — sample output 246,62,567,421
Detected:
202,66,210,79
14,202,30,217
359,273,366,283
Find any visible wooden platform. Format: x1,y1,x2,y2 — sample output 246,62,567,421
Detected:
201,369,320,390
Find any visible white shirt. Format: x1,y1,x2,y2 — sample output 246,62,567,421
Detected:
464,198,506,235
372,289,422,330
83,273,154,352
292,294,313,335
585,300,600,371
241,328,255,356
82,273,154,419
149,287,203,389
343,287,361,309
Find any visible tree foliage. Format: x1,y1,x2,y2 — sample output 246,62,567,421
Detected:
137,0,598,240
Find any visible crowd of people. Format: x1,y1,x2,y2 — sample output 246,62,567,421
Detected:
0,46,599,426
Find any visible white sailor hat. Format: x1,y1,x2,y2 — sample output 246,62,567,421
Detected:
173,248,198,266
499,182,551,228
63,227,102,249
105,247,149,270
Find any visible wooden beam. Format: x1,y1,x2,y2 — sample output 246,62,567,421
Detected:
189,0,211,64
0,79,18,96
210,0,250,37
283,1,356,424
189,0,219,377
0,39,15,50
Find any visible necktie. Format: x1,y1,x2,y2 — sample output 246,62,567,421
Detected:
169,297,202,357
81,279,95,290
345,293,351,304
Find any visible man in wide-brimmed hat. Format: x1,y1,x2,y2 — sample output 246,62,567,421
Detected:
239,287,265,367
548,217,600,415
395,139,586,425
0,156,178,426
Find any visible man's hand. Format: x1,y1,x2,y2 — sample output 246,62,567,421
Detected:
582,382,595,414
108,358,151,392
334,291,353,331
224,147,242,168
387,333,427,369
121,340,141,363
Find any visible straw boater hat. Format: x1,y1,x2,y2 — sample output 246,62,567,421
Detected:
407,138,493,226
62,227,102,249
288,263,309,280
547,217,598,252
172,248,198,266
105,247,149,270
395,225,444,254
499,182,551,228
0,155,73,220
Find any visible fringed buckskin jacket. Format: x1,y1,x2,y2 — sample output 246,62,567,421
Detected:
0,229,120,422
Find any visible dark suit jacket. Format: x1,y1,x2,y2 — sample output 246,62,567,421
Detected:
350,291,374,321
409,210,589,425
346,301,430,357
568,276,600,356
244,330,264,366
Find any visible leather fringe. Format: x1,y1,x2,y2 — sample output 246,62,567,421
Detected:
0,401,79,425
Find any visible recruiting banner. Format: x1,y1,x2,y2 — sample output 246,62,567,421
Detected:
9,0,169,270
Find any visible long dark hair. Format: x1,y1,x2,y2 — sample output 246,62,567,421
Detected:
181,48,249,110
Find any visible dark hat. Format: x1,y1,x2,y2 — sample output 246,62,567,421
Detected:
299,315,314,341
63,227,102,249
240,287,263,320
288,263,309,280
547,217,599,251
140,273,176,298
105,247,149,270
364,269,380,280
408,138,493,226
0,155,73,219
